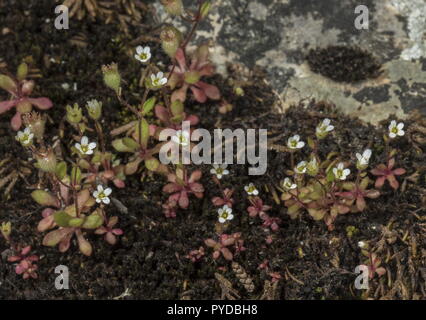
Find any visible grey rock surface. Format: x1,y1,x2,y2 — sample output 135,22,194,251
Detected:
156,0,426,124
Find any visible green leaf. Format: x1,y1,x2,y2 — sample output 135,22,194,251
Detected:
71,166,82,185
145,157,160,171
326,169,335,182
68,218,84,227
82,214,103,229
112,138,136,152
55,161,67,180
142,97,156,115
31,190,59,207
53,211,73,227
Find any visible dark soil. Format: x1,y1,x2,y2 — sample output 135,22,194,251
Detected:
1,1,425,300
307,46,383,83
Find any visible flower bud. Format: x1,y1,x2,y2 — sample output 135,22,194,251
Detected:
102,63,121,92
66,103,83,124
160,26,182,58
0,74,17,93
307,157,319,176
161,0,183,16
0,221,11,242
36,148,57,173
21,80,34,95
86,99,103,120
16,100,32,113
23,112,46,141
200,1,212,19
184,70,200,84
17,63,28,81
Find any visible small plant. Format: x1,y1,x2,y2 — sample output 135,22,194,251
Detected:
279,119,407,230
204,232,245,261
8,246,39,279
0,63,52,130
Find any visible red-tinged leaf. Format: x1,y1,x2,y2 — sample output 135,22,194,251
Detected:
178,191,189,209
11,111,22,130
105,232,117,245
77,189,90,210
171,85,189,103
189,170,202,183
204,239,217,247
221,237,235,247
112,228,123,236
163,183,181,194
155,105,170,123
387,174,399,190
212,250,220,259
375,267,386,277
197,81,220,100
0,100,17,114
113,178,125,188
393,168,406,176
211,197,225,206
21,246,31,256
31,190,59,207
59,233,73,253
37,215,55,232
186,114,199,126
190,85,207,103
189,182,204,193
375,176,386,188
125,158,142,175
221,247,233,261
76,230,92,256
94,226,107,235
28,97,53,110
356,195,366,211
7,256,21,262
42,229,70,247
366,190,380,199
175,48,187,71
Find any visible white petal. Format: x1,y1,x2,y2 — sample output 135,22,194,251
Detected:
86,149,94,155
333,168,338,175
160,78,168,85
75,144,83,153
171,136,180,144
216,174,222,179
398,130,405,136
97,185,104,192
210,169,216,174
222,170,229,175
81,136,89,145
323,118,330,125
218,217,226,223
218,208,223,215
227,214,234,220
343,169,351,176
356,153,362,161
104,188,112,196
136,46,143,54
157,71,164,78
150,74,156,81
364,149,372,159
297,141,305,148
252,189,259,195
95,198,102,203
143,47,150,54
293,135,300,140
389,132,396,138
88,142,97,150
397,122,404,130
93,191,99,198
102,197,110,205
327,125,334,131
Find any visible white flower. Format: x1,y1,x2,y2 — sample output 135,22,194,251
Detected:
210,164,229,179
75,136,97,155
358,241,366,248
388,120,405,138
356,149,372,167
93,185,112,205
171,130,190,146
294,161,307,174
244,183,259,196
282,177,297,190
135,46,151,63
218,205,234,223
316,118,334,137
333,162,350,180
16,128,34,147
287,135,305,149
151,71,168,87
